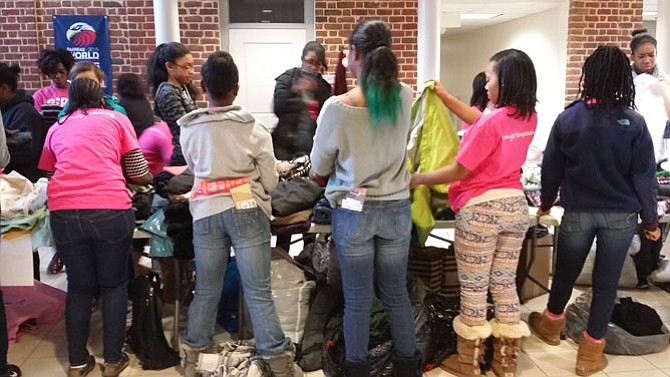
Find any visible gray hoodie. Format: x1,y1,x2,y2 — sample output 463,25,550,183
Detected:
178,105,278,221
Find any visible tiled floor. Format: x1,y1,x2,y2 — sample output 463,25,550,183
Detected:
10,244,670,376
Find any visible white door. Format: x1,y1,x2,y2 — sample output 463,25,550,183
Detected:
228,28,307,131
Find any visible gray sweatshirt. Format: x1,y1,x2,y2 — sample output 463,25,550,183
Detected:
178,105,278,221
311,83,412,206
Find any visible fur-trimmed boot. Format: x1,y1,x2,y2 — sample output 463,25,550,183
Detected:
529,310,565,346
575,333,607,376
490,319,530,377
440,315,492,377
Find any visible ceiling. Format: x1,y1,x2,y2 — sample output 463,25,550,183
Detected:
441,0,659,35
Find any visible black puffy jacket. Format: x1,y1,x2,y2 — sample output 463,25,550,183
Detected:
272,67,331,161
1,90,46,182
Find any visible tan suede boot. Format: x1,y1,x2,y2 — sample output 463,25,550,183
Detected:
440,316,492,377
490,319,530,377
575,334,607,376
529,310,565,346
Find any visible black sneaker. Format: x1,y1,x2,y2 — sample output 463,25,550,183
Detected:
2,364,22,377
636,282,650,290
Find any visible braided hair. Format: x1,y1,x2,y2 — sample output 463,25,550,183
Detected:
349,19,401,126
59,78,105,123
579,45,635,110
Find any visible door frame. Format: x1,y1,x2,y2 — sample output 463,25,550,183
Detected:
219,0,315,52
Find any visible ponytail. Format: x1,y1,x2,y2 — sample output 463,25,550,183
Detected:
360,45,401,126
349,20,401,127
146,42,191,95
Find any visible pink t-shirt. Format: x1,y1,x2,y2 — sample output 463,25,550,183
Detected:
449,106,537,212
138,121,173,175
32,84,69,112
38,109,140,210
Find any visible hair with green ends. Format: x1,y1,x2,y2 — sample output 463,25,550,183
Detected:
360,74,401,126
349,19,401,127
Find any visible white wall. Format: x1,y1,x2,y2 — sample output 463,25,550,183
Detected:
440,3,569,164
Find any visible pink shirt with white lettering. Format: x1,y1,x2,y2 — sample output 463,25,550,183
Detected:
39,109,139,210
32,84,69,112
449,106,537,212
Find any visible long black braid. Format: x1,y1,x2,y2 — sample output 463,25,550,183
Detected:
579,45,636,110
58,78,105,123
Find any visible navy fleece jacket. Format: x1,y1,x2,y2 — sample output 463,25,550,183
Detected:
540,100,658,229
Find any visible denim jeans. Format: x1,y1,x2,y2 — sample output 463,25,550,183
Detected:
50,209,135,365
332,199,417,363
547,211,637,339
181,207,291,356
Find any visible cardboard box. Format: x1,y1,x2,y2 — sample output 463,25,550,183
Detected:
0,230,34,286
516,234,553,301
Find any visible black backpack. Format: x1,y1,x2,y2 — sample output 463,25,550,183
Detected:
127,273,181,370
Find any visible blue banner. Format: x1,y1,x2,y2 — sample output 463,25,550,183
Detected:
53,15,113,95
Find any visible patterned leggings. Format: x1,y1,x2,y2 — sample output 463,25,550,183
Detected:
455,196,529,326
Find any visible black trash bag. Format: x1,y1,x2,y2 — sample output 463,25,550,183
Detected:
423,294,459,368
322,297,393,376
564,291,670,355
127,273,181,370
423,294,494,371
408,278,432,364
322,327,394,377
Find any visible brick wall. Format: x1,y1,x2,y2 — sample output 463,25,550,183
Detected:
564,0,643,102
0,0,220,94
315,0,419,91
1,1,420,95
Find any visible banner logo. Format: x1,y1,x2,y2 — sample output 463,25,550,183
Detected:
55,15,112,94
66,22,97,46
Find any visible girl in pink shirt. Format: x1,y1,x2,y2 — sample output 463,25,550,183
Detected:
32,49,75,112
39,77,152,377
411,49,538,377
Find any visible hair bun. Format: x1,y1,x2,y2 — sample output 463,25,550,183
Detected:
632,28,649,37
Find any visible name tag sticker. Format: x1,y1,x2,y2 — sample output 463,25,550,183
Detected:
341,187,367,212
